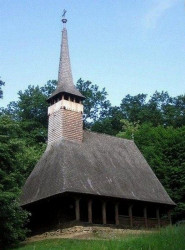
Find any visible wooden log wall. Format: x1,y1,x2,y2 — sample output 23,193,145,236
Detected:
118,215,170,228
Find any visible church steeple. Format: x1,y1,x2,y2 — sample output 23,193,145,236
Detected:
58,26,73,89
47,12,84,144
48,11,84,102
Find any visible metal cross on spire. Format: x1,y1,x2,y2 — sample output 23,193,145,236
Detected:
62,9,67,17
62,9,67,24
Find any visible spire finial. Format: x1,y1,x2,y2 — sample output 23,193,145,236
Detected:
62,9,67,24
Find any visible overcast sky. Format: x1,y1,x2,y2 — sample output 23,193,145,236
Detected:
0,0,185,107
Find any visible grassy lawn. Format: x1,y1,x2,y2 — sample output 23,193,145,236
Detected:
14,225,185,250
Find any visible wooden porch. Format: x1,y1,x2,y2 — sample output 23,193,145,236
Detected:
74,197,172,228
27,193,173,234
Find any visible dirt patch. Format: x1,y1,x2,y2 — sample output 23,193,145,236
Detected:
25,226,155,243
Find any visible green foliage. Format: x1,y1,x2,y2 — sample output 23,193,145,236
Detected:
15,226,185,250
120,92,185,127
0,115,45,248
2,80,57,144
120,93,148,122
92,92,185,137
117,119,140,140
76,78,111,127
0,78,5,99
0,192,29,248
91,106,124,135
0,115,44,188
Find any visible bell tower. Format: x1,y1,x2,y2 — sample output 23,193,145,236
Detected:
47,11,85,144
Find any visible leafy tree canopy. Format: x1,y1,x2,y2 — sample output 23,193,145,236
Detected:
76,78,111,127
0,114,45,248
120,92,185,127
0,78,5,99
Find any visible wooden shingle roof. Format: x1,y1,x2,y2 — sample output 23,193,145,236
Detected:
20,131,175,206
48,28,84,101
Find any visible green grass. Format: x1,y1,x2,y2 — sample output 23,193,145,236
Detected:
14,225,185,250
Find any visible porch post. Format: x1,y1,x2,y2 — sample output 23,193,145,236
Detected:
75,198,80,221
88,199,92,223
102,201,107,225
115,203,119,226
168,210,172,225
156,208,160,227
128,205,133,227
144,207,148,228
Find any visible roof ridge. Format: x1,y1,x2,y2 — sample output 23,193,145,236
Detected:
85,130,133,143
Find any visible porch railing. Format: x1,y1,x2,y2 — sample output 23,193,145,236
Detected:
119,215,170,228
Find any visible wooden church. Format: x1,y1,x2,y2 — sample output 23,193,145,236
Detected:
20,15,175,233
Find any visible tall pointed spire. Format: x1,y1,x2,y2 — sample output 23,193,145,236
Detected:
48,11,84,101
58,27,73,89
47,12,84,144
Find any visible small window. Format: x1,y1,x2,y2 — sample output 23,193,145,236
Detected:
64,95,68,100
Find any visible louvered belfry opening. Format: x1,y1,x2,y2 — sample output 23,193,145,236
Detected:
47,18,85,144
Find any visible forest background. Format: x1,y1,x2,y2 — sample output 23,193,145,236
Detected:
0,78,184,247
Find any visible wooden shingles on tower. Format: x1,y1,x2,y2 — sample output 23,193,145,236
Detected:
47,27,85,104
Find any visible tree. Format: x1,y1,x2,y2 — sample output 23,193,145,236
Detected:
2,80,57,144
120,94,148,123
117,119,140,140
0,116,28,248
172,95,185,127
91,106,125,135
76,78,111,127
120,91,185,128
0,192,29,248
0,115,45,248
0,78,5,99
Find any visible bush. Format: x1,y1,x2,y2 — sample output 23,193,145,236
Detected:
0,192,29,249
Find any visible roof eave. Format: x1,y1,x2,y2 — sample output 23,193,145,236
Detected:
20,190,176,208
47,91,86,102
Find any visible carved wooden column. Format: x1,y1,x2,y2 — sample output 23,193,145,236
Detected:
156,208,160,227
102,201,107,225
144,207,148,228
88,199,92,223
115,203,119,226
75,198,80,221
168,210,172,225
128,205,133,227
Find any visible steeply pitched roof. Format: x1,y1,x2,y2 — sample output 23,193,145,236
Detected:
20,131,175,206
48,28,84,101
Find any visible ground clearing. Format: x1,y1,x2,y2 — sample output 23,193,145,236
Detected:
14,225,185,250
